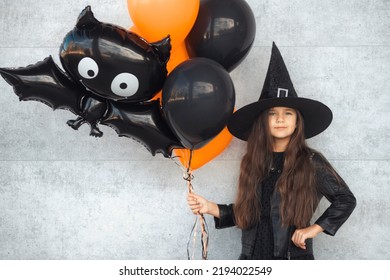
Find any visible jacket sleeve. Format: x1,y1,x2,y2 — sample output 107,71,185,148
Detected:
214,204,236,229
313,154,357,236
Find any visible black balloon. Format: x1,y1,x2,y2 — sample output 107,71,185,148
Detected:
0,6,182,157
162,58,235,150
185,0,256,72
60,5,171,102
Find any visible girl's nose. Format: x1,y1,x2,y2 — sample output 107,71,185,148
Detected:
276,115,284,122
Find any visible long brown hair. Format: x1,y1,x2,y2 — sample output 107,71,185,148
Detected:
234,109,319,229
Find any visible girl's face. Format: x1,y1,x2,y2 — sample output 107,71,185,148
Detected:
268,106,297,144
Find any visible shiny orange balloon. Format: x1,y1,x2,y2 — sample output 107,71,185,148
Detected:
167,42,190,73
174,126,233,171
127,0,199,49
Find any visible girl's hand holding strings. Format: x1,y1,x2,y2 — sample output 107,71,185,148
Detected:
187,192,220,218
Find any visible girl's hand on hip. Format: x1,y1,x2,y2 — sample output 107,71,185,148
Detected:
291,224,324,250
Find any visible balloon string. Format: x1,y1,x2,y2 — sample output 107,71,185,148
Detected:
169,151,192,180
169,154,187,173
187,214,199,260
185,150,209,260
170,150,209,259
186,149,193,175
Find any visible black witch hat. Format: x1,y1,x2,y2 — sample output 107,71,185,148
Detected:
228,42,333,141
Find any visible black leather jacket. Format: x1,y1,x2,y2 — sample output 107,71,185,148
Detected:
214,153,357,259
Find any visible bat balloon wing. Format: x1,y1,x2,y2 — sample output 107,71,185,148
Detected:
0,56,84,115
100,100,183,157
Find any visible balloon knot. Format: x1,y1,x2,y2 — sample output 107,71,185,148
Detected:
183,172,194,181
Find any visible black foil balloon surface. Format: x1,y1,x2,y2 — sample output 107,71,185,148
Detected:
101,100,182,157
0,56,84,116
60,5,171,102
0,6,181,157
162,58,235,150
185,0,256,72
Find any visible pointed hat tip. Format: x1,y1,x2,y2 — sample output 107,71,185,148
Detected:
271,41,280,53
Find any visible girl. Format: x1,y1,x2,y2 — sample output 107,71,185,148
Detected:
187,43,356,260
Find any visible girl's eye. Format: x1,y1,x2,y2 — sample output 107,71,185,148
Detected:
286,110,296,115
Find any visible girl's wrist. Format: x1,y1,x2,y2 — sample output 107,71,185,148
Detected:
207,202,219,218
312,224,324,235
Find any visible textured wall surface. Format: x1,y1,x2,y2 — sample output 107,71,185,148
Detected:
0,0,389,260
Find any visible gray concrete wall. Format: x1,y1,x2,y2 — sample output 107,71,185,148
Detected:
0,0,388,260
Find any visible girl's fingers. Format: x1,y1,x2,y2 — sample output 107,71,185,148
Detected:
291,231,306,249
187,192,206,215
188,200,198,206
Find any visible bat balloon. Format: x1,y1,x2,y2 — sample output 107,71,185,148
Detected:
0,6,183,157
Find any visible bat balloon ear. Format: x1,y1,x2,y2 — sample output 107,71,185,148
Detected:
76,5,100,29
151,35,172,65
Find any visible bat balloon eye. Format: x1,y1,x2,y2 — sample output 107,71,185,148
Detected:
78,57,99,79
111,73,139,97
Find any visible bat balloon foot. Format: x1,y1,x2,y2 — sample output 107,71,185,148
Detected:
67,117,103,137
89,124,103,138
67,117,86,130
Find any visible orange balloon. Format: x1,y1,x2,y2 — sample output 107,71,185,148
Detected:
129,25,140,34
174,126,233,171
127,0,199,50
167,42,190,73
152,43,189,103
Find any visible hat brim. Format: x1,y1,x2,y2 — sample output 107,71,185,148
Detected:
228,97,333,141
